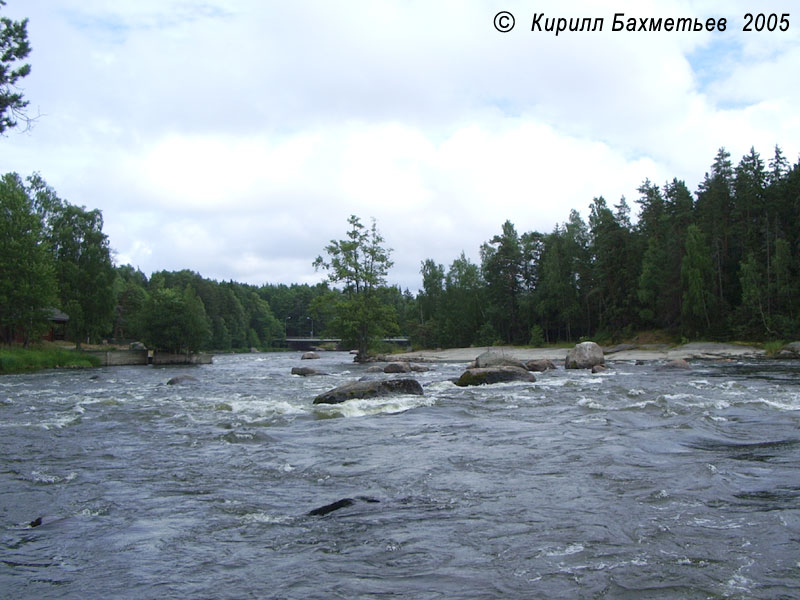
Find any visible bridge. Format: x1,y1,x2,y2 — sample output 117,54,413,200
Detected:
281,337,410,351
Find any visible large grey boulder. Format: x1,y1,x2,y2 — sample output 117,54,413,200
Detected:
777,342,800,358
454,366,536,387
565,341,604,370
313,378,424,405
474,350,526,370
301,352,320,360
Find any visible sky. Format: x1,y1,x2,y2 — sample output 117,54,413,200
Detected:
1,0,798,292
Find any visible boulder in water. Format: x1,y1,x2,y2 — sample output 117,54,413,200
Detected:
167,375,199,385
660,359,691,370
454,366,536,387
565,342,604,370
301,352,320,360
383,362,411,374
308,496,380,516
291,367,324,376
474,350,526,370
525,359,555,372
776,342,800,358
313,378,423,405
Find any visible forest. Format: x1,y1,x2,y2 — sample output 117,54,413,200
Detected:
1,145,799,354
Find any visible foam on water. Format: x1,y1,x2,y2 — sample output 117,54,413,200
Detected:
2,353,799,599
313,394,435,418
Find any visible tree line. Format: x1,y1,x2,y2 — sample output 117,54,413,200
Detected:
414,146,800,347
2,145,799,354
1,8,798,354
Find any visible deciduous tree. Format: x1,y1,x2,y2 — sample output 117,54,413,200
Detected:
0,172,56,345
313,215,397,359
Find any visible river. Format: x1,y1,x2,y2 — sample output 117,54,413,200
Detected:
1,352,799,599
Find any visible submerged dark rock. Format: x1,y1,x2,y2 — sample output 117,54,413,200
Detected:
313,378,424,405
167,375,199,385
454,366,536,387
291,367,325,376
660,359,691,370
307,496,380,516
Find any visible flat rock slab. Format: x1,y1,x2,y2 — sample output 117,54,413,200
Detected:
454,366,536,387
313,378,424,405
474,350,527,369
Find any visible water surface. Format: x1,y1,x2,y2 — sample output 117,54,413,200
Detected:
1,352,799,598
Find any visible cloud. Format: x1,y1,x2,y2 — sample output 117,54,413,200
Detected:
1,1,798,292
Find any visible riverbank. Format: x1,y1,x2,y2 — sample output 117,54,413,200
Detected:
0,346,102,374
0,343,213,374
394,341,767,363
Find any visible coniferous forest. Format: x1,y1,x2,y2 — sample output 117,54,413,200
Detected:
2,145,799,354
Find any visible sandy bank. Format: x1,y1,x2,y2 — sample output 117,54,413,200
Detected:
395,342,766,363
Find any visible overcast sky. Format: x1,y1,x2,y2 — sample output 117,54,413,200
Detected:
2,1,798,292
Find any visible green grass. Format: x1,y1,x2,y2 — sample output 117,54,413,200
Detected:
0,346,101,374
762,340,786,356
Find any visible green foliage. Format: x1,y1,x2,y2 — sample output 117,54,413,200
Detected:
680,225,716,338
529,324,545,347
474,321,498,347
480,220,525,343
763,340,786,356
0,346,101,373
313,215,397,358
140,286,211,353
0,3,32,133
46,196,116,348
0,173,57,345
4,145,800,356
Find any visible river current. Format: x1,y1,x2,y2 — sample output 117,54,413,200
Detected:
1,352,799,599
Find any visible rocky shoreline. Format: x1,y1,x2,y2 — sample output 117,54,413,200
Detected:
392,341,772,364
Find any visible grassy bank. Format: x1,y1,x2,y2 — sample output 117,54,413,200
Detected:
0,345,101,374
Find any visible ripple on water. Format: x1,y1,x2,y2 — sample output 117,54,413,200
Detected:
1,354,800,599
